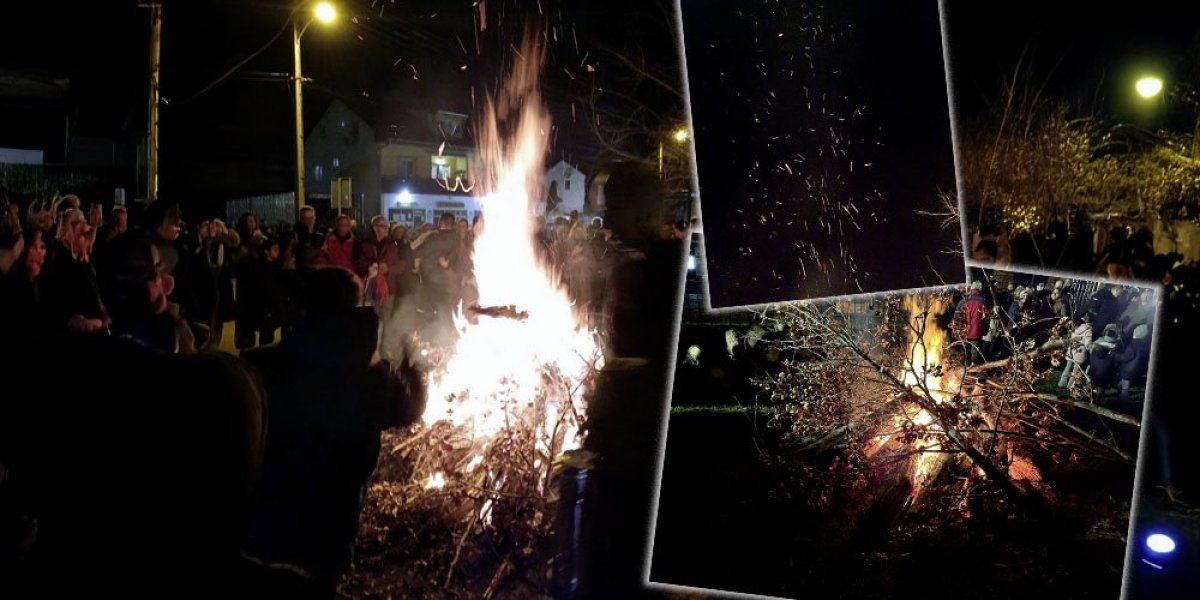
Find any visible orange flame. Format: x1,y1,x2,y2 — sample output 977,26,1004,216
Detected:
867,295,958,501
421,36,600,457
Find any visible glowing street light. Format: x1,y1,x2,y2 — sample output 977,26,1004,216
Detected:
660,125,691,180
314,1,337,24
1136,76,1164,99
293,2,338,217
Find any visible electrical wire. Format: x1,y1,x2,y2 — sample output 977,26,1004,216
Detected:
173,4,303,107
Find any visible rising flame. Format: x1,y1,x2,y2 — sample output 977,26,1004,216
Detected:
864,295,958,502
901,294,956,500
420,36,599,458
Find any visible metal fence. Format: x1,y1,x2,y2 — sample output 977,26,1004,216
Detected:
225,192,295,230
0,163,135,206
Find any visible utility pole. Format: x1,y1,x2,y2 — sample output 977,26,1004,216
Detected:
141,2,162,204
293,19,305,218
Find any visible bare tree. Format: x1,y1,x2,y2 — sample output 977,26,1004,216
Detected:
566,0,693,194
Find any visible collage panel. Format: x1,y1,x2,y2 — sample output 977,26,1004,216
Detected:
680,0,964,307
945,0,1200,282
651,243,1158,599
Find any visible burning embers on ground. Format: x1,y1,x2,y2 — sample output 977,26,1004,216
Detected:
343,36,603,598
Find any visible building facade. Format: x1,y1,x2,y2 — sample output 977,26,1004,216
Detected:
303,99,380,221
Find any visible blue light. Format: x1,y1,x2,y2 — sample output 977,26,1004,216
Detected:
1146,533,1177,554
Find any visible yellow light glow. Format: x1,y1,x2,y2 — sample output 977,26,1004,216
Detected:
1136,76,1163,99
314,1,337,24
672,127,690,143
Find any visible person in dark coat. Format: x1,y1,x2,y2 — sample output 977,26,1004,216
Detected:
235,237,286,350
0,229,47,348
1115,323,1153,403
41,208,107,334
146,200,211,346
202,219,241,346
240,266,426,597
413,213,461,343
1,231,266,597
583,162,687,598
1088,323,1122,393
293,205,326,269
1087,285,1125,340
387,223,416,301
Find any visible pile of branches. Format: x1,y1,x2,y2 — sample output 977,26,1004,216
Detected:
341,363,597,599
745,292,1140,517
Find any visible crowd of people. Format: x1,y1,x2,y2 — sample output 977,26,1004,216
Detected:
0,182,684,596
953,275,1157,404
0,192,448,596
969,219,1185,284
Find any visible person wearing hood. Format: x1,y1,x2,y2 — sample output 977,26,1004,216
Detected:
240,266,426,597
1088,323,1122,396
1058,313,1093,389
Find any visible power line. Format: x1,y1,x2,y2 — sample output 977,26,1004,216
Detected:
173,3,302,107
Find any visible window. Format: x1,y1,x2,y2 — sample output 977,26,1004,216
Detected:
399,158,415,178
314,164,324,182
332,158,340,168
431,156,450,180
564,177,571,191
431,154,468,180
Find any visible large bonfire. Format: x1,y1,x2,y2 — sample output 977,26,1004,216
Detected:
861,293,1042,507
346,35,602,598
736,288,1141,597
755,289,1129,518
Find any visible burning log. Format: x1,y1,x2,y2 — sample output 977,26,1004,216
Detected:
468,304,530,321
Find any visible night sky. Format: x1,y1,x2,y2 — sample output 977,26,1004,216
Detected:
6,1,1198,246
0,0,682,216
685,0,963,307
943,0,1200,128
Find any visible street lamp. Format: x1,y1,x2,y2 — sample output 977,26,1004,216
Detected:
1131,74,1200,157
1136,76,1164,99
659,125,691,180
293,2,337,217
314,1,337,24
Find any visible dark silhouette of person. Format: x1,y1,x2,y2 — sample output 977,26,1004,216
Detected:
1,231,266,597
240,266,426,597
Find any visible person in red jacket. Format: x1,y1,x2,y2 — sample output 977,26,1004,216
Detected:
356,215,398,314
955,280,989,366
322,214,356,271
